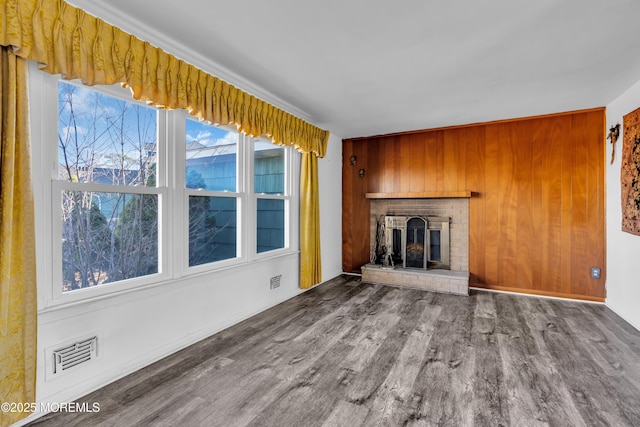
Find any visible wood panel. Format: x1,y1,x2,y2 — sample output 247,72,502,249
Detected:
560,115,574,295
483,125,500,287
590,112,606,297
514,120,534,290
342,140,370,272
530,118,545,292
383,137,396,194
570,113,590,296
342,108,606,299
367,137,381,194
465,126,486,285
398,136,413,192
408,133,425,193
496,122,518,287
534,116,564,293
443,128,466,192
435,131,445,191
579,111,606,298
423,131,441,192
342,139,354,272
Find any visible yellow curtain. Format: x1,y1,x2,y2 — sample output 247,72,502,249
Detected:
0,46,37,427
300,153,322,289
1,0,327,291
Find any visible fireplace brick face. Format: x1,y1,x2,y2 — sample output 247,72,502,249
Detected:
369,198,470,272
364,197,470,296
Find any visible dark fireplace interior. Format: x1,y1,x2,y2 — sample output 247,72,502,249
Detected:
374,215,450,270
406,217,426,268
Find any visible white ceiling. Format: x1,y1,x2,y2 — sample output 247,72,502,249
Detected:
68,0,640,139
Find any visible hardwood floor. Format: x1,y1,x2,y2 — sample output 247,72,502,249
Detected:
30,275,640,426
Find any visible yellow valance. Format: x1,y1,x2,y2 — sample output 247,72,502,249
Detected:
0,0,329,156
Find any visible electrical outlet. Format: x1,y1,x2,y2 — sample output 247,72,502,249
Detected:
591,267,601,279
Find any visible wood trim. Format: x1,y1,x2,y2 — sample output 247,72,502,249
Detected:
345,107,606,141
365,191,472,199
470,284,605,303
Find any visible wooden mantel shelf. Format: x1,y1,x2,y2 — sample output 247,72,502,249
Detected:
365,191,472,199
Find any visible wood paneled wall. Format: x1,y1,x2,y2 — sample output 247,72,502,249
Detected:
342,109,606,301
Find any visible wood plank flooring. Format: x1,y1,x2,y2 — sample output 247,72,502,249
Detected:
29,275,640,427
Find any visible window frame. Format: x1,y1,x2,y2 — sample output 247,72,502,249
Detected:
41,77,171,304
180,116,247,274
250,137,292,258
30,67,298,308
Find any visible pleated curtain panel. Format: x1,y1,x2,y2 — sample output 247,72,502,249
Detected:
1,0,328,424
0,44,37,427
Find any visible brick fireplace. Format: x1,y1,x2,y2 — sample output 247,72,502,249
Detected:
361,197,470,295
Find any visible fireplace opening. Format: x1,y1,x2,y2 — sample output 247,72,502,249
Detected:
406,217,426,268
379,215,450,270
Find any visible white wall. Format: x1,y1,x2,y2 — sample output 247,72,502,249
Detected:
24,124,343,424
318,133,344,281
606,78,640,330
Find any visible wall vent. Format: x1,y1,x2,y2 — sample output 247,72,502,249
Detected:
270,275,282,290
53,336,98,374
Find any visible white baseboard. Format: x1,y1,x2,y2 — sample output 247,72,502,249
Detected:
604,302,640,333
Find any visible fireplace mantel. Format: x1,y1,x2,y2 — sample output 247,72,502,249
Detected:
365,191,472,199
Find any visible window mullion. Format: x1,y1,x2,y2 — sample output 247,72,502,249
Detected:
156,106,169,282
245,135,256,261
171,111,187,277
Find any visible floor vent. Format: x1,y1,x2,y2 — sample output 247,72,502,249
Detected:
270,275,282,290
53,336,98,374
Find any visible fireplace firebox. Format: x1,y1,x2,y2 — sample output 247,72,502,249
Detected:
383,216,450,270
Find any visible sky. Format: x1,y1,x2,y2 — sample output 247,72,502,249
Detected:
58,81,157,179
186,118,237,147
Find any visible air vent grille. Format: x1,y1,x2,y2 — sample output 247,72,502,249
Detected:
53,336,97,374
270,275,282,290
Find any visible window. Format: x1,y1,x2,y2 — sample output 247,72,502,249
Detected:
254,140,287,253
32,71,296,305
55,82,162,293
185,119,240,266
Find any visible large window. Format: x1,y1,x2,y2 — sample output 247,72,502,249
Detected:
56,82,161,292
34,74,295,304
